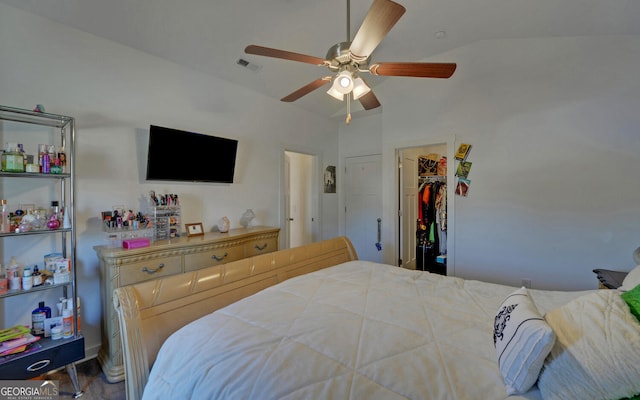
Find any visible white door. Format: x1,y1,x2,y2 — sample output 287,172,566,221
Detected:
345,155,383,263
400,151,418,269
285,151,316,248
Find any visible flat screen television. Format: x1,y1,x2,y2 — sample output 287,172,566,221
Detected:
146,125,238,183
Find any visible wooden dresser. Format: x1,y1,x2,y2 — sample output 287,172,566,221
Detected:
94,226,280,382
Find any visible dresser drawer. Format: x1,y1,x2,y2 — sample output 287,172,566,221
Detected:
0,336,84,379
244,237,278,257
184,245,244,272
119,255,182,286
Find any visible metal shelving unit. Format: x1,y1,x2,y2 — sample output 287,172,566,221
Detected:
0,105,84,398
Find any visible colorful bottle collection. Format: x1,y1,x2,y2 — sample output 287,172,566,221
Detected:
1,142,65,174
29,297,78,339
0,199,66,233
0,255,69,291
1,142,73,339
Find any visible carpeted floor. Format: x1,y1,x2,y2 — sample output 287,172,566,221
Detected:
44,357,125,400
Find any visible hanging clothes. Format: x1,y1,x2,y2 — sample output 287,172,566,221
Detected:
435,183,447,255
417,179,445,270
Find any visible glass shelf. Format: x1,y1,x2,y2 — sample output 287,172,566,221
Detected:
0,105,73,129
0,171,70,179
0,281,71,300
0,228,71,238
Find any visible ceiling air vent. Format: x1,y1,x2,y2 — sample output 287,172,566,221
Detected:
237,58,261,72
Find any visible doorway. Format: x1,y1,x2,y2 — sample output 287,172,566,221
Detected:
397,143,449,272
284,151,318,248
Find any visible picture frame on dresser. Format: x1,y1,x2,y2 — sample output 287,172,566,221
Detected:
185,222,204,237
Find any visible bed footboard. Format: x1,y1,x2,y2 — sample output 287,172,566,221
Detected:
113,236,357,400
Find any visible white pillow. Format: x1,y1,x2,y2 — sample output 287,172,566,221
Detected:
493,287,555,395
538,290,640,400
619,264,640,292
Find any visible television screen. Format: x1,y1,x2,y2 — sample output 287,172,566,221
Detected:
146,125,238,183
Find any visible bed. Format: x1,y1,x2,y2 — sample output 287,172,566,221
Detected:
114,236,640,400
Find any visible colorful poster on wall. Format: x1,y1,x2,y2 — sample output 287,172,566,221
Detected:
455,143,471,161
455,178,470,197
418,153,440,176
455,161,472,178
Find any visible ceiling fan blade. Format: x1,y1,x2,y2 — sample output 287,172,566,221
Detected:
281,77,332,102
358,90,381,110
245,45,327,66
369,62,457,78
349,0,406,62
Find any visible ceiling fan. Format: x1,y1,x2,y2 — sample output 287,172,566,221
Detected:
245,0,456,123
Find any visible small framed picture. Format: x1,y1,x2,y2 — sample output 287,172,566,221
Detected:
185,222,204,237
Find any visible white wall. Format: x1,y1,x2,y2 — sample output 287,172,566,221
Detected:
0,3,339,358
348,36,640,290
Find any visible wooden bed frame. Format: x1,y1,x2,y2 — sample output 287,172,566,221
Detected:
113,236,358,400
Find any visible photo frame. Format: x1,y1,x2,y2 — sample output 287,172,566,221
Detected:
324,166,336,193
185,222,204,237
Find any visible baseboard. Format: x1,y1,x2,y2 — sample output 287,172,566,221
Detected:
83,342,101,363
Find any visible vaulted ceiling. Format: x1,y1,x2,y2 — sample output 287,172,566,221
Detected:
2,0,639,119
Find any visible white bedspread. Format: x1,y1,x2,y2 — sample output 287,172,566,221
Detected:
143,261,587,400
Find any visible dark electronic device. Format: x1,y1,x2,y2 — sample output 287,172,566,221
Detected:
146,125,238,183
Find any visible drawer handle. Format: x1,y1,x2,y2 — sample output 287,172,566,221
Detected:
254,243,268,251
142,263,165,274
211,252,228,262
27,359,51,371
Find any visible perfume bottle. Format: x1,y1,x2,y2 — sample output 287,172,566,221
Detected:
1,199,10,233
1,143,24,172
47,214,60,230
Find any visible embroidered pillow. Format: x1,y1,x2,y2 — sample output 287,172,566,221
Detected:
538,290,640,400
493,287,555,395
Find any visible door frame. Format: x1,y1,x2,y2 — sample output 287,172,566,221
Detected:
281,147,322,249
390,135,457,275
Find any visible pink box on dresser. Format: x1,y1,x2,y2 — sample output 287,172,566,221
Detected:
122,238,150,249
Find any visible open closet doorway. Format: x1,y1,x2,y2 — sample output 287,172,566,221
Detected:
397,142,451,273
284,151,319,248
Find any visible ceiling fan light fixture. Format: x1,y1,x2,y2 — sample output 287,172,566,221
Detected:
333,70,354,94
351,77,371,100
326,85,345,101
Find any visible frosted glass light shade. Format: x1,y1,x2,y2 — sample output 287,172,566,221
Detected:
333,70,354,94
352,77,371,100
326,86,344,101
